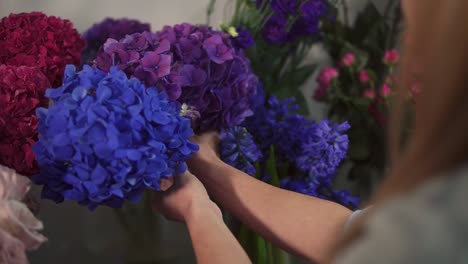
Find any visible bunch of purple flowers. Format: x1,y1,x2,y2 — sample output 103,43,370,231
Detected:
219,85,360,209
81,18,151,65
258,0,336,43
95,24,259,132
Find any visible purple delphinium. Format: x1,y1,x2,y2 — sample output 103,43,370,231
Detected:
33,65,198,210
259,0,335,43
81,18,151,65
262,15,288,43
220,126,262,176
295,120,350,179
270,0,298,16
95,24,259,132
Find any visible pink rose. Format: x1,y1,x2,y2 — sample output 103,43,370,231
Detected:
384,49,400,64
316,67,339,87
359,70,371,83
362,88,376,100
340,53,355,67
380,83,392,97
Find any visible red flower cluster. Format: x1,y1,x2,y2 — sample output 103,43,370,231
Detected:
0,12,85,87
0,65,50,176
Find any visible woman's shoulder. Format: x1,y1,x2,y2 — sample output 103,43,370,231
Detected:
336,165,468,264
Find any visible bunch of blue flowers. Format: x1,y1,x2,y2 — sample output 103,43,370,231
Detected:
220,85,360,209
33,65,198,210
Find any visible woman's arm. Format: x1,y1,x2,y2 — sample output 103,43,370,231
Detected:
185,198,251,264
188,134,352,263
153,172,251,264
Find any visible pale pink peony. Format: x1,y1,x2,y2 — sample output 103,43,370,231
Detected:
0,229,28,264
0,165,47,263
340,53,355,67
384,49,400,64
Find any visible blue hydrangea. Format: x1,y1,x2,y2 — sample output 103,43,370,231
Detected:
33,65,198,210
220,126,262,176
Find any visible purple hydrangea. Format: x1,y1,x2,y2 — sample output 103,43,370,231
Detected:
33,65,198,210
220,126,262,176
95,24,259,132
81,18,151,65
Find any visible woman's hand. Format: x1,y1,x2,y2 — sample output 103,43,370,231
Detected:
152,171,221,223
188,132,224,179
189,131,220,163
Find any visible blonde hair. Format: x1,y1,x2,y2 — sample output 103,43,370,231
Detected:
328,0,468,260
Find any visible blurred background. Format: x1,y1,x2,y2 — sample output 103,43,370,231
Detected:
0,1,388,263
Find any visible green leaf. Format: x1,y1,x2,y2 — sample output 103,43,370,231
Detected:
352,98,372,110
284,64,318,89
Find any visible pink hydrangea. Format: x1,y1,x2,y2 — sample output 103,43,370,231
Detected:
384,49,400,64
340,53,355,67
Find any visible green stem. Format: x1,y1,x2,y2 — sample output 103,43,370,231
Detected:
341,0,350,28
255,235,268,264
272,246,290,264
206,0,217,25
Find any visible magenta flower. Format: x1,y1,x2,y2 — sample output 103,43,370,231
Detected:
380,83,392,97
340,53,355,67
359,70,371,83
316,67,339,87
384,49,400,64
